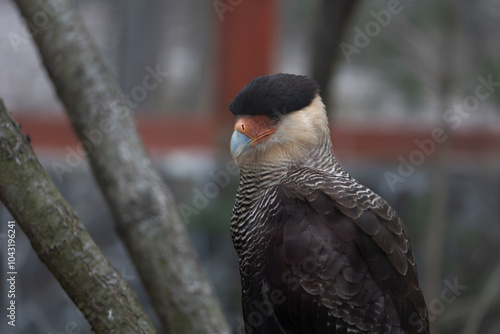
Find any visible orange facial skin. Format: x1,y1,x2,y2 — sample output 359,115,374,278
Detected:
234,115,278,146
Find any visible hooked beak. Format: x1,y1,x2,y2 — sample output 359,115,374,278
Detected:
230,116,277,161
230,130,252,161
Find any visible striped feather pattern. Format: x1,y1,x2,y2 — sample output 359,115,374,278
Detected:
231,136,429,333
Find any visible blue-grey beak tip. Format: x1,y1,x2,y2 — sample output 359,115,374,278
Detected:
230,130,252,161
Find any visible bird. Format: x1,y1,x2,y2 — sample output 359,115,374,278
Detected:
229,73,429,333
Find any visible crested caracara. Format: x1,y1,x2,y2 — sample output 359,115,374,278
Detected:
229,73,429,334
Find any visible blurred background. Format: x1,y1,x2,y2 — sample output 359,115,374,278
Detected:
1,0,499,333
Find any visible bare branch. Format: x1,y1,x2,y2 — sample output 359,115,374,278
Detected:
0,98,156,333
10,0,231,333
310,0,361,102
462,263,500,334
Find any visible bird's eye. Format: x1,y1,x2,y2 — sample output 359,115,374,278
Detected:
267,112,281,122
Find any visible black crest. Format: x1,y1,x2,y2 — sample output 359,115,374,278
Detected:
230,73,320,117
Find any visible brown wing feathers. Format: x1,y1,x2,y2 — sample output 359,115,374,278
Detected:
262,169,429,333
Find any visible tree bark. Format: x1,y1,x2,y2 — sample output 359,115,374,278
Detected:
310,0,360,104
463,263,500,334
422,4,456,332
11,1,230,333
0,99,156,333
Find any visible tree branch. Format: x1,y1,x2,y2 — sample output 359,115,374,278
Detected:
462,263,500,334
0,98,156,333
310,0,360,104
11,0,230,333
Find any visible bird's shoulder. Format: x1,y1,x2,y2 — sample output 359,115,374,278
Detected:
270,167,407,254
278,167,395,219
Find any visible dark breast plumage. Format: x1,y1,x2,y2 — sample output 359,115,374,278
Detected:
231,167,429,334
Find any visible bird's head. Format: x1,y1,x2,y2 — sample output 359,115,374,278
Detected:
230,73,330,165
